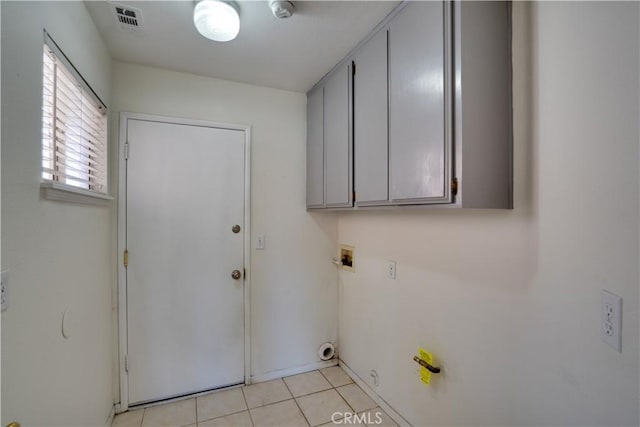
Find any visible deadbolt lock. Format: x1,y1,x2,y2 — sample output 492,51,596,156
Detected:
231,270,242,280
232,224,241,234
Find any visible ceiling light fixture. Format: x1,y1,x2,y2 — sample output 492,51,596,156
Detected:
193,0,240,42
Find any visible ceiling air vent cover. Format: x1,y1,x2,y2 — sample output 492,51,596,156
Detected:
113,4,143,32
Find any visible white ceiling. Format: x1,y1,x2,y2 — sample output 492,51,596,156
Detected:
85,0,399,92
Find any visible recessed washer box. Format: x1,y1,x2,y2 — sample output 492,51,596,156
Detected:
340,245,354,272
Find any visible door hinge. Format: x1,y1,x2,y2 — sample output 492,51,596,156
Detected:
124,354,129,373
124,142,129,160
451,178,458,196
352,61,356,76
353,191,356,202
123,249,129,268
243,268,246,278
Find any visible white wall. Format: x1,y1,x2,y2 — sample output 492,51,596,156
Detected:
338,2,639,426
111,62,338,389
1,2,114,426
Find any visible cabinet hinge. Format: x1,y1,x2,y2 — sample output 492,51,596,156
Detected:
451,178,458,196
123,249,129,268
124,142,130,160
124,354,129,373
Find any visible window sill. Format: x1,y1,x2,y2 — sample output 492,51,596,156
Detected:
40,182,113,206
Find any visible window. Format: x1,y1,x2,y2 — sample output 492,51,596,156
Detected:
42,32,108,196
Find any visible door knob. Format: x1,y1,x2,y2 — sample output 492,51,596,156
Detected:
231,270,242,280
232,224,241,233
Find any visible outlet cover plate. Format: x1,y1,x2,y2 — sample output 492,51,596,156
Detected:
256,233,265,250
601,290,622,352
386,261,396,279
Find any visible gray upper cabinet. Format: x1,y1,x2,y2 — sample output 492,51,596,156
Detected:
306,86,324,208
306,1,512,210
306,64,353,209
324,64,353,207
389,1,451,204
353,29,389,206
454,1,512,208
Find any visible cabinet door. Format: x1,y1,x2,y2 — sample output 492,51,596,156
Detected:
324,64,353,207
306,86,324,208
354,29,389,205
389,1,451,203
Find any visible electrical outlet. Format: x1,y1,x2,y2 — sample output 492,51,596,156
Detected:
601,290,622,352
386,261,396,279
604,303,614,322
1,271,8,312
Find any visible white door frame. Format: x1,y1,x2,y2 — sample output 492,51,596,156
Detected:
116,112,252,412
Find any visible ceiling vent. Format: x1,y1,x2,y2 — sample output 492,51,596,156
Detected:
113,4,144,32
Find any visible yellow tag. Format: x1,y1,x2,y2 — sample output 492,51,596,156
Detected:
418,348,434,386
420,370,431,385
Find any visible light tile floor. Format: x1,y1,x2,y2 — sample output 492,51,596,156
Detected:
112,366,397,427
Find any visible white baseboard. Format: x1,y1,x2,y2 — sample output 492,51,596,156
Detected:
104,404,116,426
339,360,412,427
251,359,338,384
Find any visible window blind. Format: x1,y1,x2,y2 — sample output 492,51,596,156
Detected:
42,33,108,194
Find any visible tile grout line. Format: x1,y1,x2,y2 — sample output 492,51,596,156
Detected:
291,369,352,425
318,366,355,389
335,383,378,415
282,373,314,427
334,387,357,415
318,368,358,417
240,384,256,427
255,396,291,409
198,407,252,424
246,378,293,412
195,395,198,425
287,385,334,399
285,370,334,399
317,367,335,388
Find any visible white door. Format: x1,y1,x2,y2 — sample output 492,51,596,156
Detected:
125,118,246,405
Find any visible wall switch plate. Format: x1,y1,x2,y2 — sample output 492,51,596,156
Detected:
256,233,265,250
386,261,396,279
1,271,8,312
601,290,622,352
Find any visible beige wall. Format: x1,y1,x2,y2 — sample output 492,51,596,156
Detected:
337,2,639,426
1,1,114,425
111,62,338,394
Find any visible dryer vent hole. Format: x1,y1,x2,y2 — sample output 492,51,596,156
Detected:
323,347,333,359
318,343,335,360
